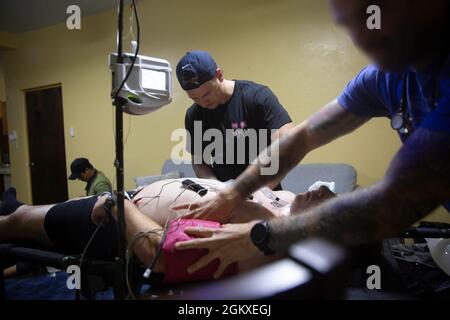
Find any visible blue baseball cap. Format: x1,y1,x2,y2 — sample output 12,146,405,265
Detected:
176,51,218,91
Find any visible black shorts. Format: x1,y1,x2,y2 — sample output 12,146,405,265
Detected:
44,196,118,261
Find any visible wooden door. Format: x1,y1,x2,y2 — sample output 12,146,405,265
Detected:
25,86,68,204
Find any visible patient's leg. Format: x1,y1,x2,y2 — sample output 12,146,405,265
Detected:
0,204,54,245
0,193,165,273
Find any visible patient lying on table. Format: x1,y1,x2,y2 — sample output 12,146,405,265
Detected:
0,179,335,284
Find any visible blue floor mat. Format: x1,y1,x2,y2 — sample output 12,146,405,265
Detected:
5,271,114,300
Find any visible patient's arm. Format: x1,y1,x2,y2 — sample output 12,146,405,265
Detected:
93,198,165,272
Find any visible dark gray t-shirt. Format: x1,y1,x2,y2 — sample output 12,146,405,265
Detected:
185,80,292,188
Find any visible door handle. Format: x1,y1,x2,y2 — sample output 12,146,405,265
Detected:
30,162,35,167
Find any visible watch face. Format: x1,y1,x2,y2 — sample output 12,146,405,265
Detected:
251,223,267,244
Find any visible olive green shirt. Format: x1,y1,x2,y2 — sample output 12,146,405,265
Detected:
85,170,112,196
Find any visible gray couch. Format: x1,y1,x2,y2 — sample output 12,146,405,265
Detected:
157,160,357,195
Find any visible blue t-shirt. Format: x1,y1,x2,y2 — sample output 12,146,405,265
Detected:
338,55,450,212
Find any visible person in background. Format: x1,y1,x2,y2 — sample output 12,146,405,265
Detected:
68,158,112,196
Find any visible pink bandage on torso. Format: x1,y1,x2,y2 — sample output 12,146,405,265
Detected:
162,219,239,284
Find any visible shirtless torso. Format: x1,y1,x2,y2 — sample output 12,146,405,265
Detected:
130,178,296,226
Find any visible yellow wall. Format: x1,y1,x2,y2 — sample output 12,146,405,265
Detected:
0,31,19,102
2,0,448,221
0,31,20,50
0,53,5,102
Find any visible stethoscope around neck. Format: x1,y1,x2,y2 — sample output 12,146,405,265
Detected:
390,73,440,137
390,74,413,136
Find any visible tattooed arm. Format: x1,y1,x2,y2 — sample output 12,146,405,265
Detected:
269,128,450,250
229,99,370,199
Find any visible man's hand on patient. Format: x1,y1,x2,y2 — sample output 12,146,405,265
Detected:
172,188,243,224
175,221,260,279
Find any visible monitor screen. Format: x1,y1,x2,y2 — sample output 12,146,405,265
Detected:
141,69,167,91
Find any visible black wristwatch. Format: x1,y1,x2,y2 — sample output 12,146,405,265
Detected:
250,220,275,255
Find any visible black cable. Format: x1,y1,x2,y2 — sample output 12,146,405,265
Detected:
79,219,106,266
76,204,107,300
148,227,167,272
112,0,141,100
78,191,116,269
135,227,168,297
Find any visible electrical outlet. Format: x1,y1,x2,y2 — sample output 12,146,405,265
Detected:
8,130,17,141
70,126,75,138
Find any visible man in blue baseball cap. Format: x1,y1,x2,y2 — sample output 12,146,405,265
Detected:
177,50,293,190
